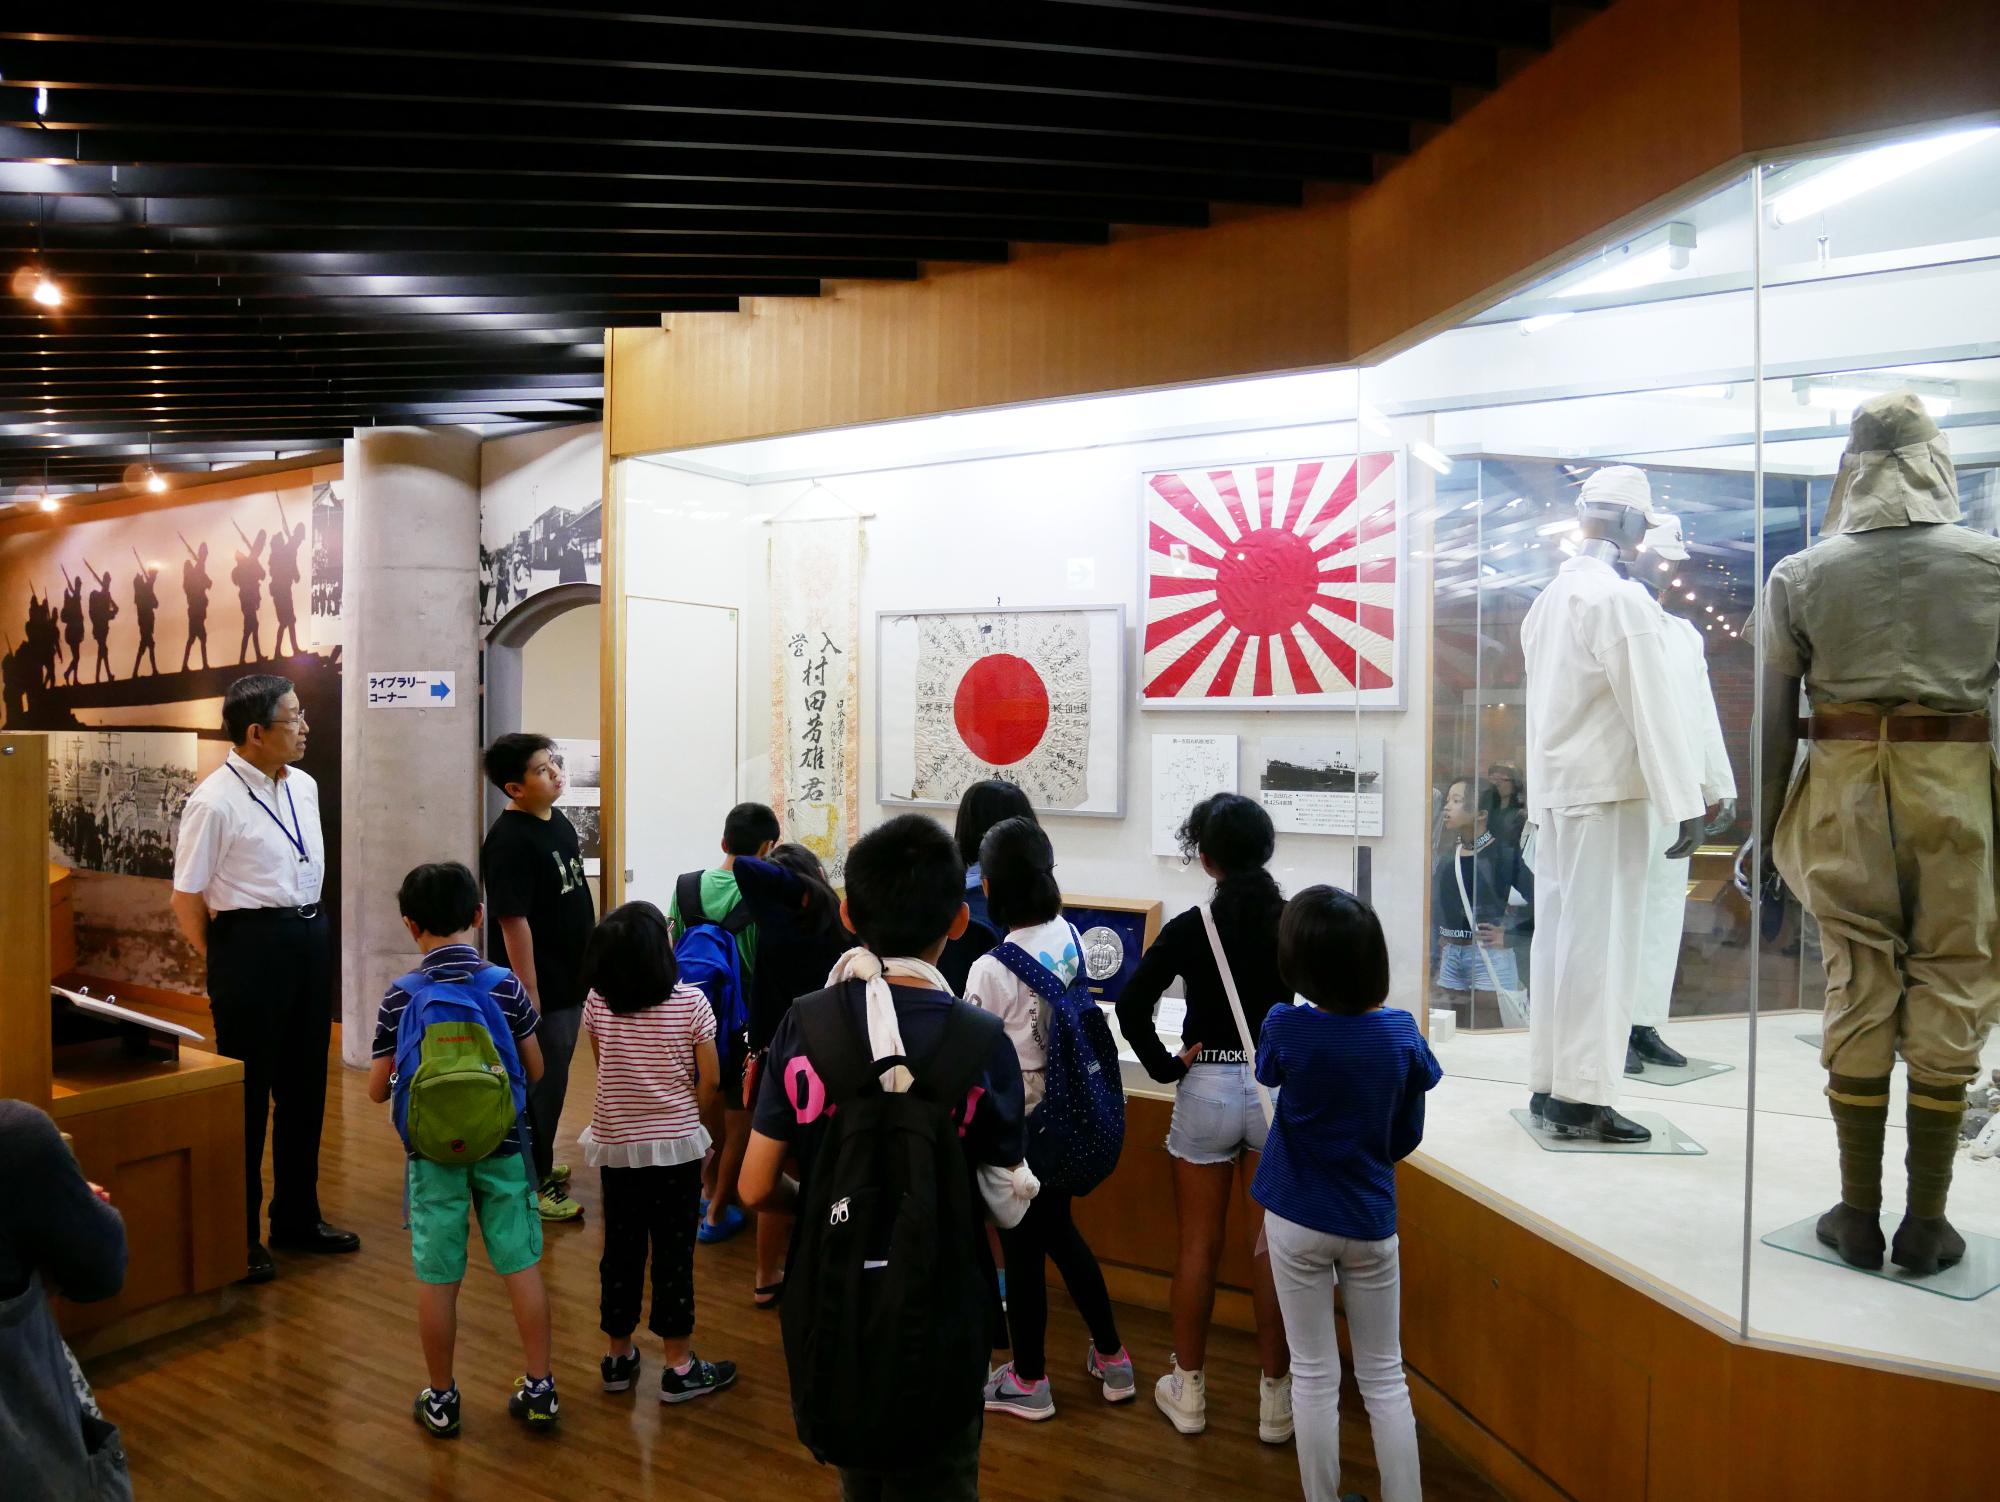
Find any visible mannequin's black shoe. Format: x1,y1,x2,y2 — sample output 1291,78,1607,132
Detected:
240,1242,276,1285
269,1221,361,1254
1625,1042,1644,1075
1814,1203,1886,1270
1889,1214,1966,1276
1528,1091,1550,1122
1629,1026,1687,1069
1541,1098,1652,1143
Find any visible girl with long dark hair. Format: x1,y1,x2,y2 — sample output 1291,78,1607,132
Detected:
1115,792,1292,1443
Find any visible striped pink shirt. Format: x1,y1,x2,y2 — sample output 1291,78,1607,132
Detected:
580,984,717,1168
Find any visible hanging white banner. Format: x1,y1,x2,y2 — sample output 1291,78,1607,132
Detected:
768,516,862,880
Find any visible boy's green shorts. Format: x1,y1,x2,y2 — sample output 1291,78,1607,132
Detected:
407,1152,544,1284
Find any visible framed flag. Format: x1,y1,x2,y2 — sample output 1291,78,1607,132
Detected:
876,604,1126,817
1141,452,1405,710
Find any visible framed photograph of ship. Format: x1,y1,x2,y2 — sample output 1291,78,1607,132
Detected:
1257,735,1385,838
1058,894,1163,1008
1141,452,1405,710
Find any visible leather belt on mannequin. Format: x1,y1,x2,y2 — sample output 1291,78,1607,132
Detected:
1801,710,1991,743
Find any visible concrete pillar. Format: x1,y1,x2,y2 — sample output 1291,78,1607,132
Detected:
339,428,482,1065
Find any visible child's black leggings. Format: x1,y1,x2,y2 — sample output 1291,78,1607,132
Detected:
598,1160,701,1340
997,1190,1122,1381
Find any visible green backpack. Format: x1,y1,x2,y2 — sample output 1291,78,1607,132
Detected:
389,966,528,1163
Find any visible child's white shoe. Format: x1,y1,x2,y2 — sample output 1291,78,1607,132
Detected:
1153,1357,1206,1435
1259,1371,1294,1444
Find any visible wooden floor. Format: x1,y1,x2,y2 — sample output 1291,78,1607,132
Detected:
85,1045,1502,1501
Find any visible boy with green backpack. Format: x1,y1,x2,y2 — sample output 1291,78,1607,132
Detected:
367,861,557,1438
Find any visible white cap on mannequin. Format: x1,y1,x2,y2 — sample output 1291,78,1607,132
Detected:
1576,464,1666,521
1641,512,1689,561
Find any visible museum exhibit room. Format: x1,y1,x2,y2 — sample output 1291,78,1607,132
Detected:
2,5,1997,1501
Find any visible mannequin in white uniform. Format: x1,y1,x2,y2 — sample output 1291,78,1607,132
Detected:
1622,514,1739,1074
1520,466,1707,1143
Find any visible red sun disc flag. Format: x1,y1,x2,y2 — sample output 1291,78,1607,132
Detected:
909,611,1092,807
1142,453,1401,707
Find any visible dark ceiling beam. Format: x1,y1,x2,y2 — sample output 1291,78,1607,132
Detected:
6,283,816,309
0,328,608,354
0,312,681,336
0,136,1310,211
1039,0,1560,48
0,193,1117,244
0,400,601,432
2,7,1496,95
0,250,932,282
0,164,1217,229
9,87,1413,170
0,369,603,394
0,223,1015,261
15,271,884,296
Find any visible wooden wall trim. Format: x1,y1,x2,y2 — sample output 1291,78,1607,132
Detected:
603,0,2000,461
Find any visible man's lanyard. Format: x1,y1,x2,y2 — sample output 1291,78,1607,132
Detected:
226,763,310,862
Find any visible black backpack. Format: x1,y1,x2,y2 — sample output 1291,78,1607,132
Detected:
779,982,1001,1471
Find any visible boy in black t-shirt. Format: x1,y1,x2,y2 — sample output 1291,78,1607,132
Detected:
482,732,596,1223
741,814,1026,1499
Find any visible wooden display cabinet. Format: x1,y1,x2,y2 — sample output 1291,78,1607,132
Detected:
1,732,247,1355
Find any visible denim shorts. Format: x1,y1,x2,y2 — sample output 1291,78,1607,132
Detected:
1166,1062,1271,1165
1435,940,1519,994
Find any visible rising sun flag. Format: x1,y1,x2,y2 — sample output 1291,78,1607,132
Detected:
1142,453,1400,705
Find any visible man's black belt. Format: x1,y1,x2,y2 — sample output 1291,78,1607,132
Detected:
212,903,322,924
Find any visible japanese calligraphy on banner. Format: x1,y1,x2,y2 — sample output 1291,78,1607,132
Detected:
768,517,862,880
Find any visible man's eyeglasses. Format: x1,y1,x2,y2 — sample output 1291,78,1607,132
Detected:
266,713,309,730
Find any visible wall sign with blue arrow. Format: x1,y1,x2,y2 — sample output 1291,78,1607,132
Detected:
366,670,457,708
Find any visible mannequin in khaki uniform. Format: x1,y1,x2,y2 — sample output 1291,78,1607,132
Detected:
1759,392,2000,1277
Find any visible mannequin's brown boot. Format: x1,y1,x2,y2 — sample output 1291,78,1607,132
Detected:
1815,1202,1886,1270
1889,1214,1966,1276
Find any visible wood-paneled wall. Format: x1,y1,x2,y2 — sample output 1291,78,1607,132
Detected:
1,733,53,1106
605,0,2000,461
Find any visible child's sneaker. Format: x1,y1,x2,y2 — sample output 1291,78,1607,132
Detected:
1259,1372,1295,1444
659,1354,737,1404
1086,1345,1137,1403
1154,1358,1206,1435
507,1373,560,1428
547,1163,571,1188
601,1349,641,1393
696,1205,745,1244
983,1362,1055,1421
412,1384,460,1438
537,1183,583,1222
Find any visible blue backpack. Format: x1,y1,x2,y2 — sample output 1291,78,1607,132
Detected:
675,871,754,1066
990,926,1126,1195
388,964,528,1164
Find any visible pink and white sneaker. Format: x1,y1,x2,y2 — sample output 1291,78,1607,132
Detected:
1086,1345,1137,1403
984,1362,1055,1421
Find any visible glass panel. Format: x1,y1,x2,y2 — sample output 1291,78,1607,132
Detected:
1748,125,2000,1376
1376,173,1759,1332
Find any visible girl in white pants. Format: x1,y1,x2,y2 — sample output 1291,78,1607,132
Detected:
1256,886,1442,1502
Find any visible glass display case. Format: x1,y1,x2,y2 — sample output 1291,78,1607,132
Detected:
613,117,2000,1384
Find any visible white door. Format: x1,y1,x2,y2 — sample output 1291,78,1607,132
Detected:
622,596,739,910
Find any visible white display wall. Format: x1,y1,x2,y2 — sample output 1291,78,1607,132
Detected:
620,400,1438,1010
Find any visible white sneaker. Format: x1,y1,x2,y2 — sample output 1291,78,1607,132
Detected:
1153,1358,1206,1435
1259,1372,1294,1444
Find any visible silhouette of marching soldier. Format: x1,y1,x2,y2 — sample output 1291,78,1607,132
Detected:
231,522,267,664
180,533,211,671
25,588,57,689
85,560,119,682
58,568,85,686
267,502,305,658
1,631,24,724
132,547,162,677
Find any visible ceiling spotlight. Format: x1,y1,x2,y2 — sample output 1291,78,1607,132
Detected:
30,272,63,308
39,493,59,512
145,468,167,493
1685,590,1697,601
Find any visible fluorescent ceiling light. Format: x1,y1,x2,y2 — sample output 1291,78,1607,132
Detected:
1537,517,1580,535
1517,312,1572,335
1664,384,1732,400
1798,380,1952,419
1566,222,1696,297
1412,441,1454,475
1771,126,2000,227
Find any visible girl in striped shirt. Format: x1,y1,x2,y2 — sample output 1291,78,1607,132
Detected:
580,902,737,1405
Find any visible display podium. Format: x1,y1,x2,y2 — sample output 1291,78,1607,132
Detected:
1,732,246,1356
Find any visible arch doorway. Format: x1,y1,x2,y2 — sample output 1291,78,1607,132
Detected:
483,582,601,891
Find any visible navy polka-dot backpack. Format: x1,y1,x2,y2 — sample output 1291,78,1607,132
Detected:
990,924,1127,1195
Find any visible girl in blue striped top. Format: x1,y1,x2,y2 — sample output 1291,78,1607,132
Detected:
1254,886,1442,1502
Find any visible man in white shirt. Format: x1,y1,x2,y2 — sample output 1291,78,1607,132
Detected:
1625,515,1738,1075
171,674,358,1284
1520,467,1707,1143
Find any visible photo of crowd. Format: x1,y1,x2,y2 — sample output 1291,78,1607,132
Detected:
46,730,200,879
